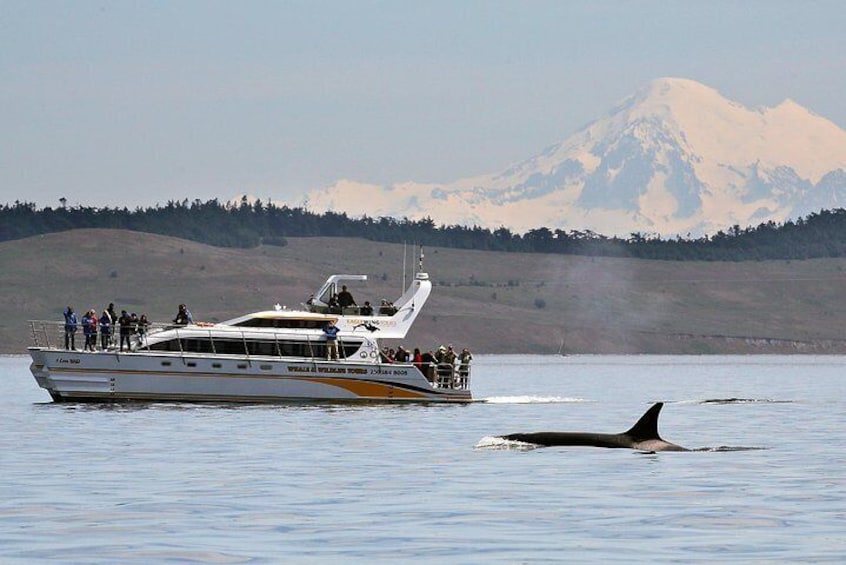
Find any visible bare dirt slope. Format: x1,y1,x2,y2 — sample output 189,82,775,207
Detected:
4,229,846,354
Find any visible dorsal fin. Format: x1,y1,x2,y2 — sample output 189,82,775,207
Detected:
623,402,664,441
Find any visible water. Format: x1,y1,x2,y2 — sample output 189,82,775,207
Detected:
2,354,845,563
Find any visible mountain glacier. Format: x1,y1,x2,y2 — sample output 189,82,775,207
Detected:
302,78,846,237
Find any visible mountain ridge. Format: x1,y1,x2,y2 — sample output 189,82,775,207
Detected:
302,77,846,237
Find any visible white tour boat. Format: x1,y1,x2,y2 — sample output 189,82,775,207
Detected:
28,261,472,403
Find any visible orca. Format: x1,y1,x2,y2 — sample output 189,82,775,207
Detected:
498,402,688,452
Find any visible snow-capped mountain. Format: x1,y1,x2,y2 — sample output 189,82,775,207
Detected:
302,78,846,237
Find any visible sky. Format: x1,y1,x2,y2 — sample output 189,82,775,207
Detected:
2,0,845,210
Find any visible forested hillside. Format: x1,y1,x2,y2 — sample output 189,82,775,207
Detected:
3,198,846,260
4,231,846,355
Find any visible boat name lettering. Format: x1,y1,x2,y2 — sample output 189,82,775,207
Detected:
56,358,80,364
347,318,397,327
287,366,368,375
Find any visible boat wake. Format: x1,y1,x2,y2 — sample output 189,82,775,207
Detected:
668,398,794,405
481,396,590,404
690,446,770,452
699,398,793,405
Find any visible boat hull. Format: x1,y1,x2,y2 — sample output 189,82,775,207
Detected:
28,348,472,404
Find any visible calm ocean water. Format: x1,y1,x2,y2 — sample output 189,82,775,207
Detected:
2,354,845,563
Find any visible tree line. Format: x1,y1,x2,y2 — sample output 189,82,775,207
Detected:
3,198,846,261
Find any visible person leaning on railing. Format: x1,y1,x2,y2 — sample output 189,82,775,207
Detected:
136,314,150,346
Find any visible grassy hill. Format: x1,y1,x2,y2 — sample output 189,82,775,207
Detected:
4,229,846,355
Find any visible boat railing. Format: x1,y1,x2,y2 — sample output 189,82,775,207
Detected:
432,362,471,391
29,320,171,350
28,320,358,364
29,320,57,348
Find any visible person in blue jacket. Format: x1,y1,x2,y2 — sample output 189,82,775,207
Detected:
81,309,97,351
63,306,78,350
323,319,339,360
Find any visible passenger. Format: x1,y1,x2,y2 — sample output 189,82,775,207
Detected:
118,310,133,351
359,301,373,316
444,344,457,365
323,319,339,360
138,314,150,334
421,349,436,382
327,294,341,314
378,299,397,315
435,345,446,363
412,347,423,371
306,294,316,307
381,347,394,363
130,313,139,346
458,347,473,379
394,346,409,363
337,285,356,309
136,314,150,347
173,304,193,325
82,309,97,351
106,302,118,347
99,310,112,350
435,345,456,387
63,306,78,350
107,302,117,324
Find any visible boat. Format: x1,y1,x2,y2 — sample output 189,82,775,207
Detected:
27,256,472,403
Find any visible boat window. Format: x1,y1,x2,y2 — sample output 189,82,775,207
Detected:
231,318,327,329
318,283,335,305
245,340,277,356
143,337,362,359
146,338,215,353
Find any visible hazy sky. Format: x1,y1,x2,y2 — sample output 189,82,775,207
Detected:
2,1,844,209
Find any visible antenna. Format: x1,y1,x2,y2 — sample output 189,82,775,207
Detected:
402,241,407,293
